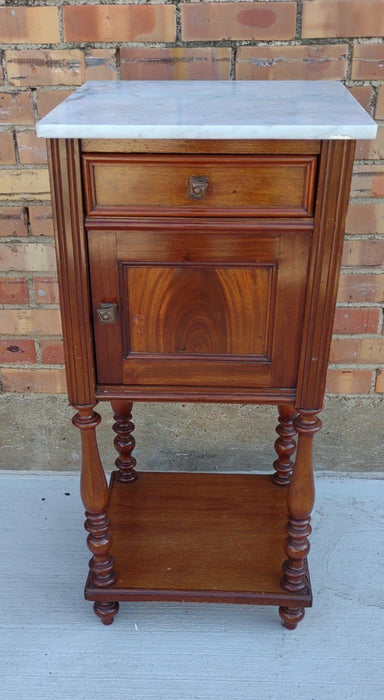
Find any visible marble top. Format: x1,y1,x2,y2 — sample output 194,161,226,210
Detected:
36,81,377,140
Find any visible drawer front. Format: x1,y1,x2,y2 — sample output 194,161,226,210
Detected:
83,154,317,217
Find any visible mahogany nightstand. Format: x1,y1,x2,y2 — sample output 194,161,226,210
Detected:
37,81,376,628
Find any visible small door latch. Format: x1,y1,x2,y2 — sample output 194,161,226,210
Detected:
97,302,118,324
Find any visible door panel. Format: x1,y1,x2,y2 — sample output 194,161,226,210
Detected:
120,263,275,387
87,221,311,390
123,265,274,356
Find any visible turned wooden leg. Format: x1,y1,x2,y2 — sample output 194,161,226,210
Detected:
279,606,305,630
281,409,321,627
111,400,137,483
94,601,119,626
73,406,118,624
272,404,298,486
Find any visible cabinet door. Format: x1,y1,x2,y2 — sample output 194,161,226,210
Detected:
88,221,311,391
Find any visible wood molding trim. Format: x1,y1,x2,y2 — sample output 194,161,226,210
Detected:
296,139,356,410
48,138,96,406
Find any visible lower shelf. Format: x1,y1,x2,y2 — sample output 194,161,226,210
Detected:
85,471,312,608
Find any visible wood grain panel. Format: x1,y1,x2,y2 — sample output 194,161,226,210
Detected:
82,154,317,217
121,263,275,386
124,265,274,356
114,224,308,263
88,221,311,391
85,471,312,607
87,230,122,385
81,138,321,155
96,385,296,404
123,357,272,387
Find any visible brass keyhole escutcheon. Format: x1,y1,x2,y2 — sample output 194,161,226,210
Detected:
188,176,209,201
97,302,118,324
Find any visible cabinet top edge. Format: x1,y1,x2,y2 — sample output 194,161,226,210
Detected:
36,80,377,141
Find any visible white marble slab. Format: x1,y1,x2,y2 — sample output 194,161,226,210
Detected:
36,80,377,140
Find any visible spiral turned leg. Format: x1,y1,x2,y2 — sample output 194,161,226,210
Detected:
111,401,137,483
272,404,298,486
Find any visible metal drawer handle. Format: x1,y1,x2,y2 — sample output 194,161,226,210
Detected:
188,176,209,201
97,302,118,324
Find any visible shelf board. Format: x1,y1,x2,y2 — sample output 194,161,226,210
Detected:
85,471,312,607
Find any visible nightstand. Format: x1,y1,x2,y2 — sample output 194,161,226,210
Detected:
37,81,376,628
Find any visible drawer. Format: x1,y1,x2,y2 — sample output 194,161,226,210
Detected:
82,154,317,217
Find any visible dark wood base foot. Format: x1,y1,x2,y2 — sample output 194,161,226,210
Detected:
94,601,119,625
279,606,305,630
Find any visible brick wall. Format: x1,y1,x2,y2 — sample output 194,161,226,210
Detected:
0,1,383,397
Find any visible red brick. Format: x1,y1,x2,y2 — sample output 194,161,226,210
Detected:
337,273,384,303
236,44,348,80
2,367,67,393
0,277,28,304
302,0,384,38
0,243,56,272
348,86,372,113
36,89,74,120
181,2,296,41
84,49,117,81
0,92,34,125
356,127,384,160
0,132,16,165
0,6,59,44
33,277,59,304
326,369,372,394
63,5,176,42
17,131,48,165
346,203,384,234
0,169,50,201
330,337,384,364
351,165,384,198
0,309,62,335
6,50,85,87
342,240,384,268
29,206,54,237
333,308,380,334
40,340,64,364
0,339,36,364
375,368,384,392
120,47,231,81
376,87,384,120
0,207,27,237
352,44,384,80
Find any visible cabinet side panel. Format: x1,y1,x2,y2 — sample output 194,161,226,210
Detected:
296,140,356,410
47,139,96,406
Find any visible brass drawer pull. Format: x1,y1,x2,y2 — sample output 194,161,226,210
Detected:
188,176,209,201
97,302,118,324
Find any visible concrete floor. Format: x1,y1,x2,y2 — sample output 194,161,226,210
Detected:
1,471,383,699
0,394,383,473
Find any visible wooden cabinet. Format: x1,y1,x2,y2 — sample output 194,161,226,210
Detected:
40,81,375,629
83,144,317,397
